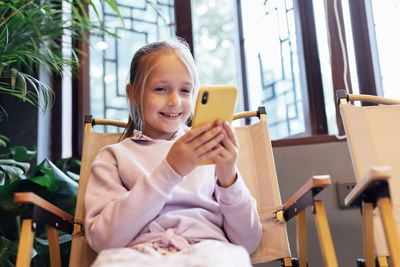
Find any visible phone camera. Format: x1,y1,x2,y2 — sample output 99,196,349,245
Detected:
201,91,208,104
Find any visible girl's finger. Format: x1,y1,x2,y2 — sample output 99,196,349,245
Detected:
219,125,235,154
182,123,211,143
191,126,222,149
213,144,228,161
223,121,239,147
216,120,237,149
195,133,224,156
198,145,224,162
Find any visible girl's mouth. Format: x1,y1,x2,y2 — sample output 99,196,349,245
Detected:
160,112,182,119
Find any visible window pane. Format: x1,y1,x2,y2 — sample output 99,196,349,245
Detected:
341,0,360,96
191,0,240,110
369,0,400,99
241,0,305,140
312,0,337,135
89,0,175,132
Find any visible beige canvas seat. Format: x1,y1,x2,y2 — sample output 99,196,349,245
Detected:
337,90,400,266
14,107,337,267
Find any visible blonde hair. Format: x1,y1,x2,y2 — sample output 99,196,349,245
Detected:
121,38,199,140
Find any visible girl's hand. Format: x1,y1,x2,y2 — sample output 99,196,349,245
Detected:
166,123,224,176
214,120,239,187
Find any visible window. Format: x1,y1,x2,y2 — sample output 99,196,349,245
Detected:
89,0,176,132
368,0,400,99
241,0,307,140
191,0,239,99
75,0,396,153
313,0,337,135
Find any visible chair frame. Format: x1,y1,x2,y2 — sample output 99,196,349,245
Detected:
14,107,337,267
337,90,400,267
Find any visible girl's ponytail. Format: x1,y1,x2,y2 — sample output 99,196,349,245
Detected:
119,117,134,142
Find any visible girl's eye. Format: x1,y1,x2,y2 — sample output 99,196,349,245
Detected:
181,88,192,94
155,87,166,92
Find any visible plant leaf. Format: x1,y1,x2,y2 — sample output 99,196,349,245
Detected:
35,232,72,246
10,68,17,90
0,135,9,148
10,146,36,162
57,157,81,175
0,63,5,77
42,159,78,199
0,159,30,174
0,178,56,218
0,236,21,267
30,159,78,203
66,171,79,182
17,71,27,99
0,165,25,181
104,0,124,26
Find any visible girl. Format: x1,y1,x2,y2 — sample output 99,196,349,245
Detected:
85,38,262,267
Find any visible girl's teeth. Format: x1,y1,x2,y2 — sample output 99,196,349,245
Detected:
162,113,179,117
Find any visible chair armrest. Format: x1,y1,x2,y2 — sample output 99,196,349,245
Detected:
282,175,331,221
344,166,391,207
14,192,74,233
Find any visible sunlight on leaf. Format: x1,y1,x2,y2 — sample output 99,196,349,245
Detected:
10,68,16,90
0,63,5,76
17,72,27,99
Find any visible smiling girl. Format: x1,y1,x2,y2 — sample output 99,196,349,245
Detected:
84,38,262,267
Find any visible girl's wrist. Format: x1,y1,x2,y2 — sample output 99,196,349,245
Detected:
217,173,237,188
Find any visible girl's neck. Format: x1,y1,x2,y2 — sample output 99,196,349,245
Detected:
141,129,177,141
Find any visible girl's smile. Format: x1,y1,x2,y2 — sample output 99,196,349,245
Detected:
159,111,183,119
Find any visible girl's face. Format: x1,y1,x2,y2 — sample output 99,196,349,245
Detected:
140,53,194,140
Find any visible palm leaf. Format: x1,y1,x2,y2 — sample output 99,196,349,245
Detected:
0,135,9,148
0,0,123,114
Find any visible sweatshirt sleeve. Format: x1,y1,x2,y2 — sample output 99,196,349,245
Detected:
84,146,183,252
214,172,262,254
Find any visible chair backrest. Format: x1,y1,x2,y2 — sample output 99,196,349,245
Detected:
70,125,122,267
235,116,291,263
69,113,291,266
340,101,400,256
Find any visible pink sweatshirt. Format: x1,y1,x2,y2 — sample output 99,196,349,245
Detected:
85,131,262,254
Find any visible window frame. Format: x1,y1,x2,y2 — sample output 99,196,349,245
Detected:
71,0,382,155
236,0,377,147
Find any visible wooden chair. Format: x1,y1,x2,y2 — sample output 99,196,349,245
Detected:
337,90,400,267
14,107,337,266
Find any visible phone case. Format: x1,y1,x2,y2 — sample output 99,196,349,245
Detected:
191,86,237,165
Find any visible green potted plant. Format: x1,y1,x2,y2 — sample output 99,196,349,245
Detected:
0,146,82,266
0,0,122,265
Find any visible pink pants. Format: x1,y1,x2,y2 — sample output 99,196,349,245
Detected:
91,240,252,267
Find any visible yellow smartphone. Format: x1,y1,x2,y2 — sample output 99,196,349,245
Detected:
191,86,237,164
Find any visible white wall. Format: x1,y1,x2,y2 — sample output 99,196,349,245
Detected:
256,141,362,266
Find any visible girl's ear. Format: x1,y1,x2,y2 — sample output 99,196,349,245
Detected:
126,83,140,106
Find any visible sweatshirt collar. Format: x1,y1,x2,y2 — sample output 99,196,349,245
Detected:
130,127,187,142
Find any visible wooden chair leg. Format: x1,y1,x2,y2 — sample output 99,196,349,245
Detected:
362,202,375,267
378,197,400,267
46,225,61,267
313,201,338,267
16,219,35,267
376,256,389,267
296,209,307,267
282,257,293,266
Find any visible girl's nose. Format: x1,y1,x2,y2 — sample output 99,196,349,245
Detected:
168,91,181,106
